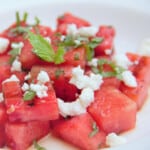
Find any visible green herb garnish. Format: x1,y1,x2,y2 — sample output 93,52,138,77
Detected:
96,58,125,79
33,140,46,150
86,37,103,61
54,46,65,64
23,90,36,101
74,53,80,60
28,32,65,64
89,122,99,137
55,69,64,79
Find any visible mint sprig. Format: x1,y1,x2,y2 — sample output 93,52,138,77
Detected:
28,32,65,64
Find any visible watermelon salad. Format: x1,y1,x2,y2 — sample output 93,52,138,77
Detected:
0,12,150,150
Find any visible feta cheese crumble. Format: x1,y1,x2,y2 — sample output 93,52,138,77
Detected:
0,93,4,102
24,73,31,80
122,70,137,87
67,24,78,38
58,66,103,117
105,49,112,55
67,24,98,38
79,87,94,107
88,58,98,67
0,37,9,54
106,133,127,147
112,53,132,69
30,83,48,98
77,26,98,37
11,42,24,50
21,83,29,92
37,71,50,84
69,66,103,90
3,75,20,83
11,57,22,72
57,98,86,117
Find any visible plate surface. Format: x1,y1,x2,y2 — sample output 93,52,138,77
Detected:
0,1,150,150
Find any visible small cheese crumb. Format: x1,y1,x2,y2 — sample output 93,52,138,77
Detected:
11,57,22,72
77,26,98,37
112,53,132,69
67,24,78,38
79,87,94,107
3,75,20,83
69,66,103,90
0,93,4,102
88,58,98,67
30,83,48,98
0,37,9,54
37,71,50,84
67,24,98,38
21,83,29,92
60,35,66,41
106,133,127,147
105,49,112,55
11,42,24,50
57,98,86,117
122,70,137,87
24,73,31,80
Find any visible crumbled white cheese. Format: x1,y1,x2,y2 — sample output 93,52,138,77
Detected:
37,70,50,84
79,87,94,107
24,73,31,80
88,58,98,67
87,73,103,90
74,39,81,46
3,75,20,83
121,70,137,87
70,66,103,90
11,57,22,72
11,42,24,49
105,49,112,55
0,37,9,54
106,133,127,147
0,93,4,102
21,83,29,92
60,35,66,41
138,38,150,56
44,37,51,44
57,98,86,117
112,53,132,69
77,26,98,37
30,83,48,98
67,24,78,38
67,24,98,38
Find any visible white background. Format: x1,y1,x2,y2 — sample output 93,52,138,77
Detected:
0,0,150,14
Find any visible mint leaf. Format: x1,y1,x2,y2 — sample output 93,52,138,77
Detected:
16,11,21,26
97,58,125,79
23,90,36,101
28,32,55,62
54,46,65,64
88,37,103,49
33,140,46,150
89,122,99,137
55,69,64,79
23,12,28,22
28,32,65,64
85,37,103,61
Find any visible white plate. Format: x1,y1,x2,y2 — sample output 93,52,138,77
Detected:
0,1,150,150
